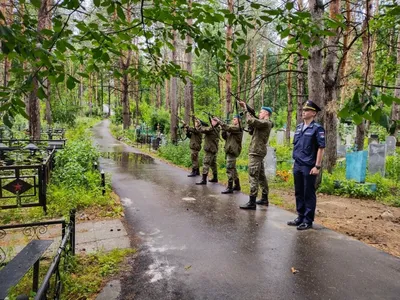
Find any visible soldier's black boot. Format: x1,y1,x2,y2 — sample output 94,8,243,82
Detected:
256,193,269,206
196,174,207,185
187,168,197,177
233,178,241,191
209,172,218,183
221,181,233,194
240,196,257,210
195,168,200,175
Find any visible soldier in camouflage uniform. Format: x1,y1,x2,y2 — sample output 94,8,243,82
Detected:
214,115,243,194
183,119,202,177
238,102,273,210
196,118,220,185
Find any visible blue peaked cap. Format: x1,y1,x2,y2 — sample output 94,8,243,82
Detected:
261,106,273,114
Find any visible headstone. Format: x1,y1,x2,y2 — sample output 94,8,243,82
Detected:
337,145,347,158
290,131,295,141
346,150,368,183
276,130,285,145
368,143,386,176
368,134,379,145
160,134,167,146
385,136,396,155
345,134,352,147
264,146,277,179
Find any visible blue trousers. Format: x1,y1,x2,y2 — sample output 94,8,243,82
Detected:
293,162,317,224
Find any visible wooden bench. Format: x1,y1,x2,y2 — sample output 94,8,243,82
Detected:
0,240,53,300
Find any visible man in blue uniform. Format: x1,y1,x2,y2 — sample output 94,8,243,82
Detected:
287,100,325,230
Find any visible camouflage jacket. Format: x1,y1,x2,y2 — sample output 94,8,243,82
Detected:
186,126,202,151
246,113,273,157
196,125,220,154
221,123,243,157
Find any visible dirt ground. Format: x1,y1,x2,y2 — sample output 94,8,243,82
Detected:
273,189,400,258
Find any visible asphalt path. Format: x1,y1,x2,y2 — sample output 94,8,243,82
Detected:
92,120,400,300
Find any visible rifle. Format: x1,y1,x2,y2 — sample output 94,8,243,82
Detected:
189,114,209,127
229,91,259,119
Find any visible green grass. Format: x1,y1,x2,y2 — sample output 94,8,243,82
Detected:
8,248,136,300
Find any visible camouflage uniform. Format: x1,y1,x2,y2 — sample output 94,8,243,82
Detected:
197,124,220,178
246,114,273,197
186,126,202,169
221,123,243,182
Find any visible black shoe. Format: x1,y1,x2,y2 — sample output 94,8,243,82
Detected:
195,168,200,175
221,181,233,194
233,178,241,191
240,196,256,210
187,168,197,177
256,193,269,206
196,174,207,185
297,222,313,230
287,217,303,226
209,173,218,183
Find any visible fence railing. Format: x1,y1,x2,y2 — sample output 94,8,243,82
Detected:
0,149,56,213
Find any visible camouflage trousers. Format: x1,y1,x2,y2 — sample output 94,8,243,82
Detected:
191,149,199,169
248,154,269,197
226,154,238,182
202,151,217,175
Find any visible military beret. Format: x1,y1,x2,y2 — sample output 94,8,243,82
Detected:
233,114,241,119
261,106,273,114
303,100,321,112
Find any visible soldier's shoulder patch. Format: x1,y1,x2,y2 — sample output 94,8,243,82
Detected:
318,130,325,138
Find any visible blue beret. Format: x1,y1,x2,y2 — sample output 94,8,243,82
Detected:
233,114,241,119
261,106,273,114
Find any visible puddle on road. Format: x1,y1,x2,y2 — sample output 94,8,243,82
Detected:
101,152,155,165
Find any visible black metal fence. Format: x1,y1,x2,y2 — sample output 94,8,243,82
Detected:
0,148,56,213
0,210,76,299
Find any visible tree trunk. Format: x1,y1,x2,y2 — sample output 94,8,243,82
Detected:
323,0,341,173
184,0,193,124
249,46,257,108
260,46,267,106
355,0,373,151
156,84,161,109
308,0,324,118
88,73,92,115
29,0,51,138
392,33,400,137
295,0,305,124
170,30,178,144
296,53,305,124
225,0,234,119
121,73,130,129
0,0,11,87
339,0,352,106
286,55,294,144
45,79,52,125
242,46,249,101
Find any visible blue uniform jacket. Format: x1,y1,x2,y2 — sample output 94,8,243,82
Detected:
292,121,326,167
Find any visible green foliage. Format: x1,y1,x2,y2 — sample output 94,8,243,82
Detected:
51,101,80,127
386,151,400,181
158,140,203,167
112,106,123,125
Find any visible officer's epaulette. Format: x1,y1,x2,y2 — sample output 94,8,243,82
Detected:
313,122,322,128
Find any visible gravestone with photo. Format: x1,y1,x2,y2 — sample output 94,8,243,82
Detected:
264,146,277,179
368,143,386,176
385,136,396,156
276,130,285,145
337,145,347,158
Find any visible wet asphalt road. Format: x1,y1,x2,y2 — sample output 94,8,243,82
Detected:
92,120,400,300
